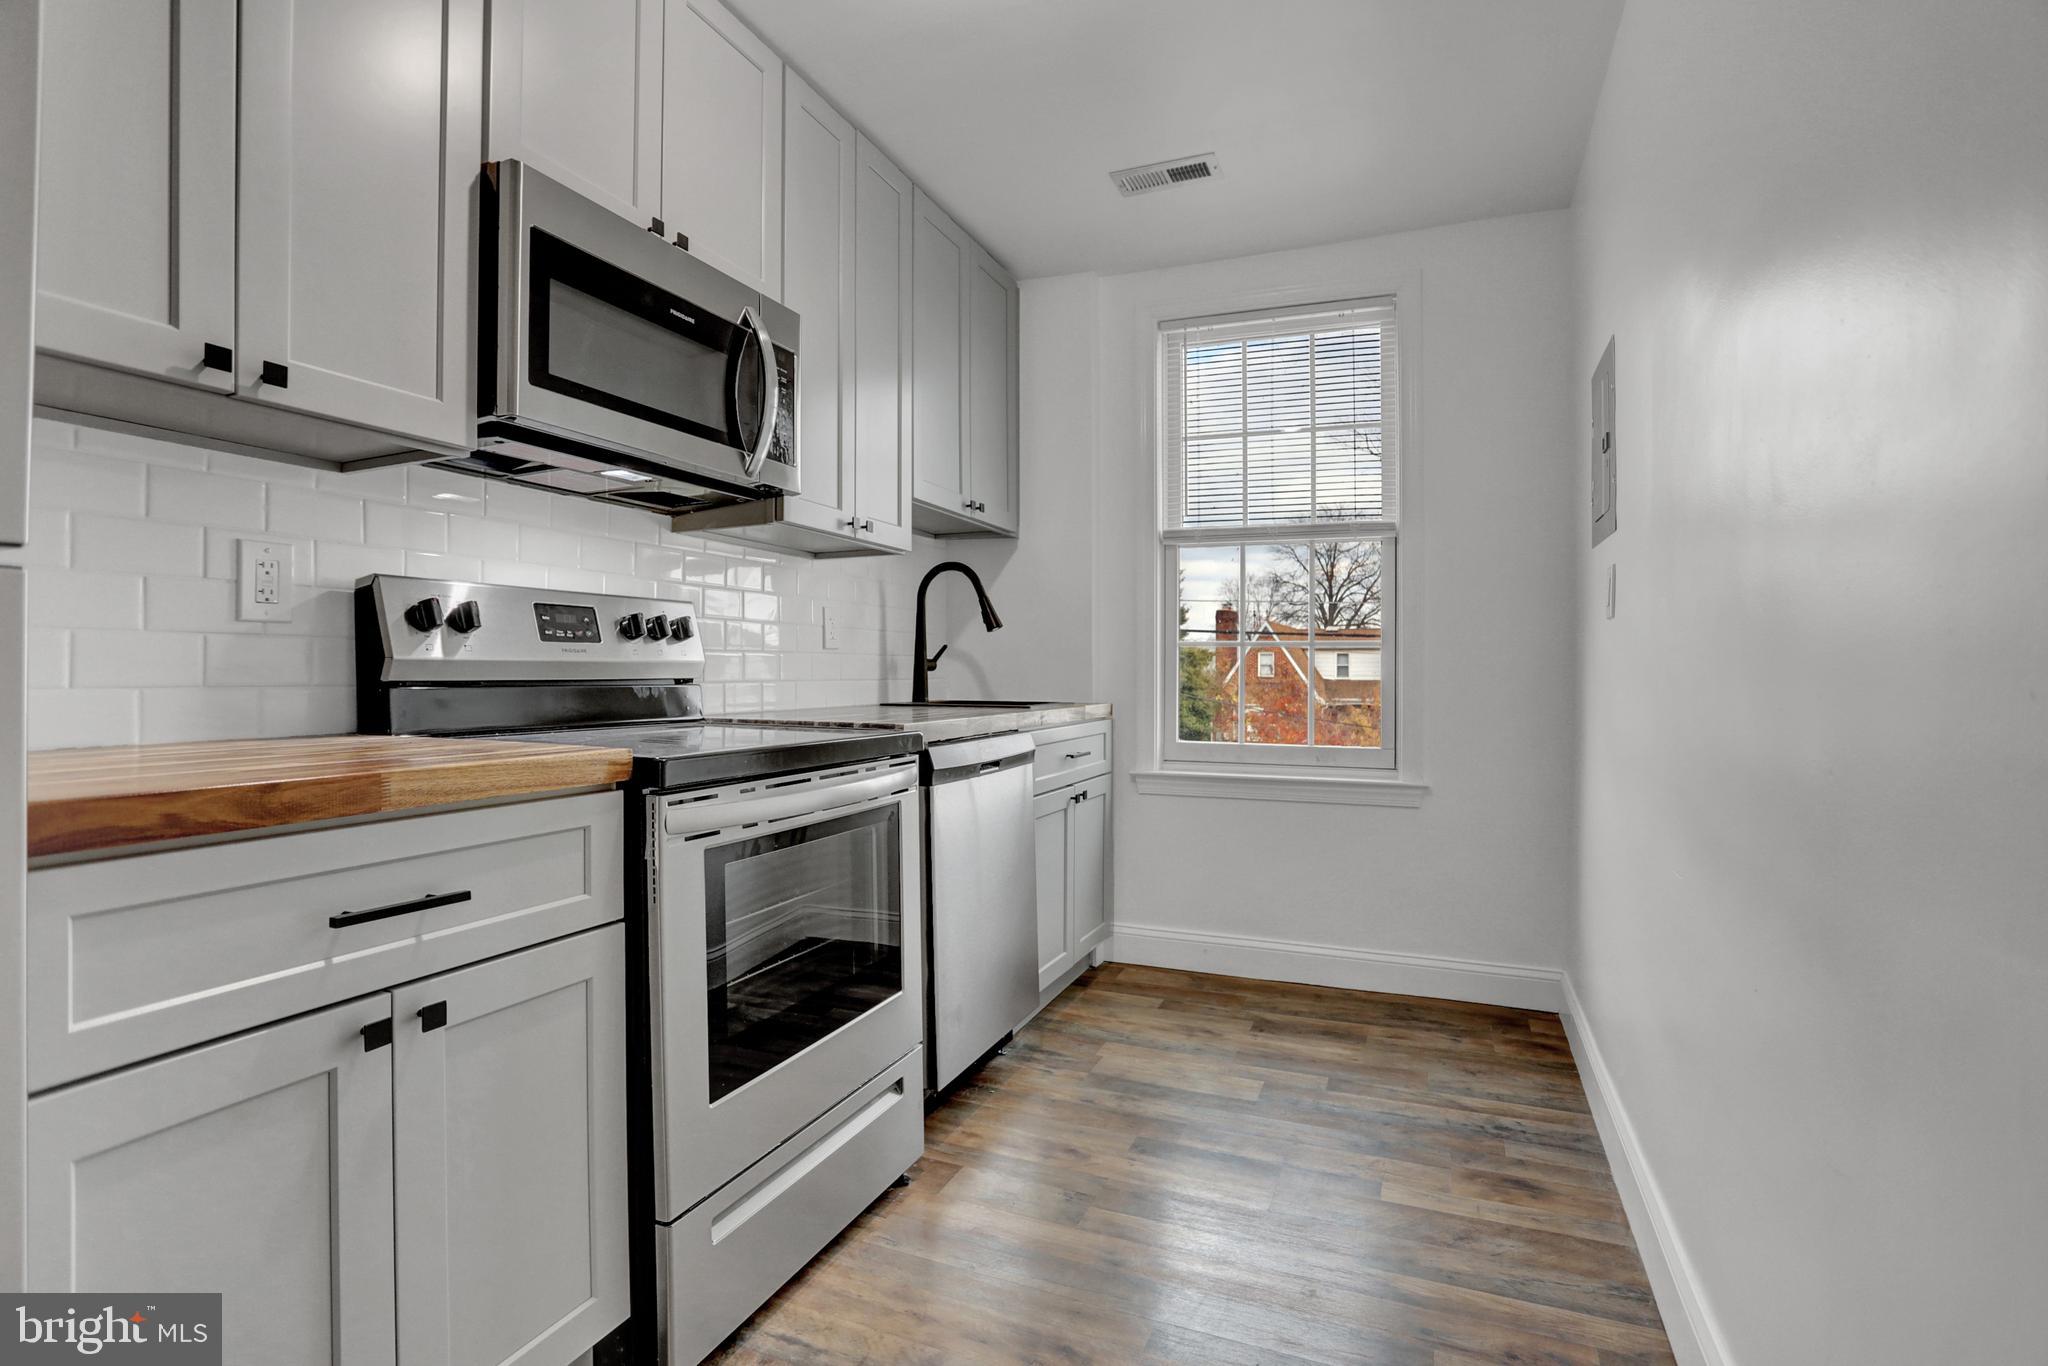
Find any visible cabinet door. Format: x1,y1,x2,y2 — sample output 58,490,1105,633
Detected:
1034,788,1074,991
34,0,237,390
1068,777,1111,956
392,925,630,1366
777,70,859,544
661,0,781,295
911,188,968,514
26,996,397,1366
236,0,483,451
852,135,916,553
488,0,663,226
964,244,1020,534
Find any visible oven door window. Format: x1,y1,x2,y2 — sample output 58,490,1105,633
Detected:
527,229,750,448
703,804,902,1103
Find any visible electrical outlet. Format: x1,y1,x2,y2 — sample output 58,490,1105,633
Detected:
237,538,294,622
821,605,841,650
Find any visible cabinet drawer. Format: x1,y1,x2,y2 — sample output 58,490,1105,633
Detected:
658,1047,923,1364
1033,723,1109,792
28,793,623,1091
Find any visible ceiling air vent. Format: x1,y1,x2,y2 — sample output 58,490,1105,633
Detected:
1110,153,1221,198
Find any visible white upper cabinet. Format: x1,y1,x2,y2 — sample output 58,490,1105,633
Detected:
912,190,1020,537
488,0,664,227
775,70,859,545
662,0,781,295
965,243,1021,534
35,0,238,391
851,134,916,552
911,188,968,515
235,0,483,452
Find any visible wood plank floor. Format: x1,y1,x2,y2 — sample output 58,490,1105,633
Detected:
709,964,1675,1365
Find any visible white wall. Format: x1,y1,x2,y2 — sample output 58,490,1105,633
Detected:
1005,212,1580,989
915,271,1102,706
19,418,949,748
1571,2,2048,1361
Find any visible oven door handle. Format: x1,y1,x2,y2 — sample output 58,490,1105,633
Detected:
663,767,912,839
735,305,779,481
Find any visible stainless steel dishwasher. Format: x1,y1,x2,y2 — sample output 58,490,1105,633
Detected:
922,731,1038,1093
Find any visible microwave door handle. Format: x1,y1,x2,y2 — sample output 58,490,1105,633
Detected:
737,305,779,480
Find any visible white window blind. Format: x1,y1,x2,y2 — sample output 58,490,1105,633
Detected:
1161,297,1397,531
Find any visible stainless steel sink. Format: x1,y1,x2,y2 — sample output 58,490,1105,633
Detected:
878,700,1060,709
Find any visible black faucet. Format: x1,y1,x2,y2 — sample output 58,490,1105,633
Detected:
911,561,1003,704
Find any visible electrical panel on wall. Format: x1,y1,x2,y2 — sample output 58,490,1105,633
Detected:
1591,337,1617,546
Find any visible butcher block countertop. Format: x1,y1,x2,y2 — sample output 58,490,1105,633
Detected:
26,735,635,859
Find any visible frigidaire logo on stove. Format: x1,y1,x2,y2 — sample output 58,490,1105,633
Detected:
1,1295,219,1363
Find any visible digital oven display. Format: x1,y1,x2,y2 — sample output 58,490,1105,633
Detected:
533,602,602,643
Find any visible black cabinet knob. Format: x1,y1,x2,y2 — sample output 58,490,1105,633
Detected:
403,596,445,632
446,600,482,634
671,615,696,641
201,342,233,372
260,360,289,388
617,612,645,640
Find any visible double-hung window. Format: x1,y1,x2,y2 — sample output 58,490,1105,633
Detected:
1160,296,1400,770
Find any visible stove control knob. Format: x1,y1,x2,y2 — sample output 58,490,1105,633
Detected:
446,600,482,634
645,613,670,641
403,596,445,632
671,615,696,642
617,612,645,640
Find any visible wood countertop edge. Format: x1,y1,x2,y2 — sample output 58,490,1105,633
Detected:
27,744,636,859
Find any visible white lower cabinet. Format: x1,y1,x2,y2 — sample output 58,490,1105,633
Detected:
1034,774,1111,993
24,827,630,1366
26,994,401,1366
394,925,630,1366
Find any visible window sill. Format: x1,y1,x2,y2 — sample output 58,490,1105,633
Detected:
1129,768,1429,808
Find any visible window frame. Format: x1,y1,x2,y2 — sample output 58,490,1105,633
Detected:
1142,278,1422,786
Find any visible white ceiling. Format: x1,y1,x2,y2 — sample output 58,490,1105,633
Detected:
726,0,1626,279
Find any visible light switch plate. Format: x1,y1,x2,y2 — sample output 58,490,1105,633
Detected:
237,537,293,622
821,605,841,650
1591,336,1618,547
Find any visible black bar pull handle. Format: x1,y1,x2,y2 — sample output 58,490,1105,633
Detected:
201,342,233,371
361,1019,394,1052
330,889,472,930
417,1001,448,1032
260,360,289,388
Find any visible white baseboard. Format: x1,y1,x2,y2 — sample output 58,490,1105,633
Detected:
1560,973,1732,1366
1107,922,1564,1012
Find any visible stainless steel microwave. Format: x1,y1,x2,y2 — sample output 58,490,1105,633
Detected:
447,160,800,518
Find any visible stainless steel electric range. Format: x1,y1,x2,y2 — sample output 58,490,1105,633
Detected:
355,574,926,1364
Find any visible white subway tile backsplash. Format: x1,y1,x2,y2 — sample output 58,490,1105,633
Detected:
140,687,266,744
448,514,521,559
31,688,140,748
364,501,448,552
73,629,205,688
517,525,581,568
270,486,366,543
404,551,484,582
29,569,144,630
314,542,405,589
545,567,607,592
23,425,944,748
72,514,205,576
149,466,266,529
29,448,146,513
316,465,409,503
27,629,68,688
579,536,635,574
